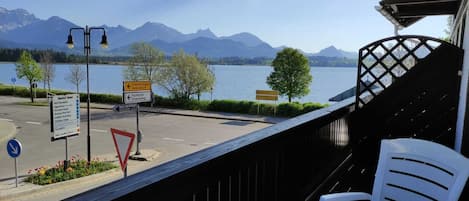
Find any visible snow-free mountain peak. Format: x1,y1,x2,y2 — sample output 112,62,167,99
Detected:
0,7,39,32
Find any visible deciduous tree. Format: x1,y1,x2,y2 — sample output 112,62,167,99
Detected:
40,50,55,91
66,64,86,94
16,51,43,102
267,48,312,102
157,50,215,100
123,42,164,83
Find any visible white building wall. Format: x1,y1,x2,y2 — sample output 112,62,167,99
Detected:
455,3,469,153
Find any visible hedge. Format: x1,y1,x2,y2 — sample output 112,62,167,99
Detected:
0,84,328,117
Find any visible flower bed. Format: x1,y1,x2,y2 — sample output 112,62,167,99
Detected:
24,155,117,185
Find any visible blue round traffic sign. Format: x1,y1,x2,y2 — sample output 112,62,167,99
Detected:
11,77,16,84
6,139,22,158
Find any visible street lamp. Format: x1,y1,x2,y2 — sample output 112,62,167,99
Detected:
66,25,108,163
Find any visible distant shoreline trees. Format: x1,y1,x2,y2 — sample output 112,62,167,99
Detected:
0,48,357,67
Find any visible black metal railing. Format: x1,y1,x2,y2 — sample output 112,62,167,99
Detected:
66,99,355,201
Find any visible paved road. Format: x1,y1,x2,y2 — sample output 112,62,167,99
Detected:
0,96,272,182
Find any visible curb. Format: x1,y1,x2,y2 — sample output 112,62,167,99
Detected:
86,105,281,124
140,108,279,124
8,98,283,124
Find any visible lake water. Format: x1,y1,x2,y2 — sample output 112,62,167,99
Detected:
0,63,357,104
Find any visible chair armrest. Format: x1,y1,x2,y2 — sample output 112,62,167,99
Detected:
319,192,371,201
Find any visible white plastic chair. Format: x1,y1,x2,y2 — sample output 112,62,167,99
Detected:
319,138,469,201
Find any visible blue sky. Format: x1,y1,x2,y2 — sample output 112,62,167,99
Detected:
1,0,449,53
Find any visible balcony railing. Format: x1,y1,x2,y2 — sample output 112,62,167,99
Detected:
66,98,356,201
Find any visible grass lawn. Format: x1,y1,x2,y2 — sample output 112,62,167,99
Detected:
16,101,49,106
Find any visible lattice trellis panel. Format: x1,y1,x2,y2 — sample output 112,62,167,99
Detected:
355,35,445,108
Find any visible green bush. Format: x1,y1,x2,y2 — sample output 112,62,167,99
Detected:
208,100,238,112
0,84,328,117
277,102,304,117
88,93,122,104
302,102,328,113
181,99,210,110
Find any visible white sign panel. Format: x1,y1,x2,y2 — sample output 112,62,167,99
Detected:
50,94,80,140
123,91,152,104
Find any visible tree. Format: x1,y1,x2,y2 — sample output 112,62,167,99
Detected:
66,64,86,94
123,42,165,83
40,50,55,91
267,48,312,102
16,51,43,102
157,50,215,100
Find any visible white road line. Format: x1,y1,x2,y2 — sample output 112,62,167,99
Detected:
25,121,41,125
91,129,108,133
162,137,184,142
0,118,13,122
204,142,216,145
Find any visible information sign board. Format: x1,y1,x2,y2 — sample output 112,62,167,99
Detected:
50,94,80,140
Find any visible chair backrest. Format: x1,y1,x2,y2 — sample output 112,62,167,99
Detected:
371,138,469,201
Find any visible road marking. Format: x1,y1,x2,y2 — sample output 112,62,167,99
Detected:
0,118,13,122
204,142,216,145
162,137,184,142
91,129,107,133
25,121,41,125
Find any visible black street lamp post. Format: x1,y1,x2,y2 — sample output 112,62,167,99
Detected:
66,25,108,163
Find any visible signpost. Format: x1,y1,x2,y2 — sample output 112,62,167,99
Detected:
122,81,152,155
110,128,135,178
49,94,80,169
6,139,22,187
256,90,279,115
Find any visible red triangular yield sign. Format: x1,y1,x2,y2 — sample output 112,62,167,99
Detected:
110,128,135,171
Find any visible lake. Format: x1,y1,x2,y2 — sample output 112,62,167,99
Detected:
0,63,357,104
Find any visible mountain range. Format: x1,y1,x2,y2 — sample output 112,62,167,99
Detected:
0,7,357,59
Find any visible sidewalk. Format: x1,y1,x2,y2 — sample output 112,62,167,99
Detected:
85,102,287,124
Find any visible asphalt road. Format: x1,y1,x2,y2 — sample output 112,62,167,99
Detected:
0,96,271,181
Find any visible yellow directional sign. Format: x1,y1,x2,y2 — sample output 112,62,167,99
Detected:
123,81,151,92
256,90,279,96
256,95,278,101
256,90,279,101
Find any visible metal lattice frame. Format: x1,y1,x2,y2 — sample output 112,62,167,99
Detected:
355,35,448,108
